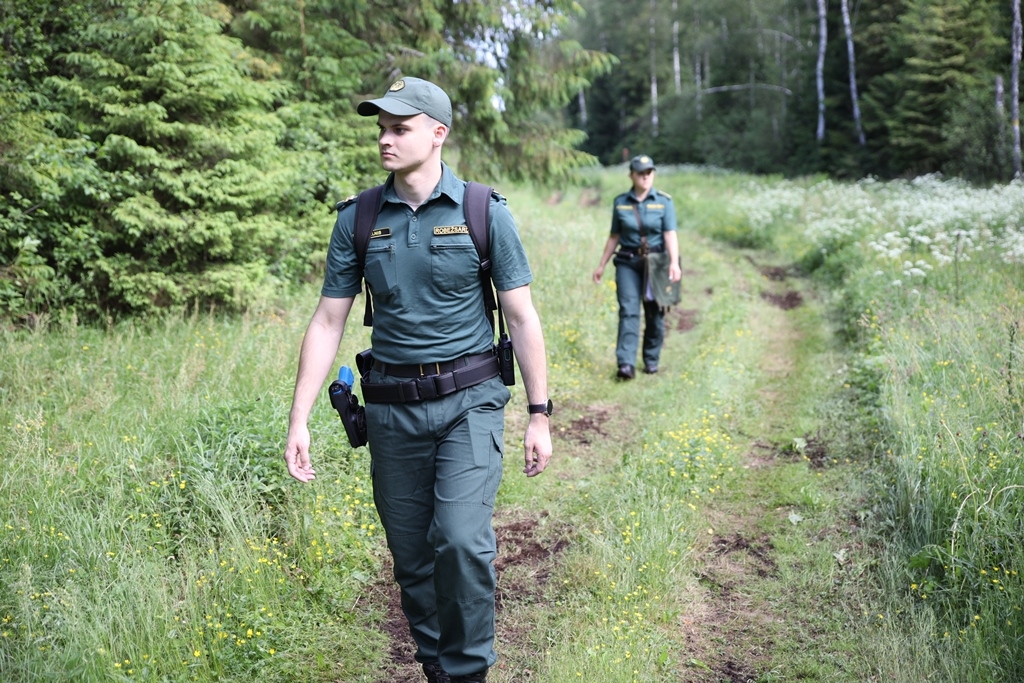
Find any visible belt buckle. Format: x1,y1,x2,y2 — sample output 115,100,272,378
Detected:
415,376,439,399
419,362,441,377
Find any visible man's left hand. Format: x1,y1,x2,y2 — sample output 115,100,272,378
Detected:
523,417,552,477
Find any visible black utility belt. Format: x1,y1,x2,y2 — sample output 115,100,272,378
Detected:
361,351,499,403
618,245,664,258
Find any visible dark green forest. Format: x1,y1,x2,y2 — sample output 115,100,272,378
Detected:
0,0,611,319
570,0,1022,182
1,0,1022,321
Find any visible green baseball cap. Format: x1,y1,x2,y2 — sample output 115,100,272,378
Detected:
357,77,453,127
630,154,656,172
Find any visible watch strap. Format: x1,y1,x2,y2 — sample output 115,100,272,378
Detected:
527,399,553,416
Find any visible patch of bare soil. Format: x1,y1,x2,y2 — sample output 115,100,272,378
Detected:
369,566,418,683
747,434,831,469
669,308,700,332
562,407,611,446
802,435,830,468
681,517,782,682
542,400,638,473
760,289,804,310
745,255,804,310
681,429,867,683
746,255,793,282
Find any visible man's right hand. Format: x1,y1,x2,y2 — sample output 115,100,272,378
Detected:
284,424,317,482
283,295,355,484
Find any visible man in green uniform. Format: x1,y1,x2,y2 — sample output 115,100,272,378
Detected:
283,77,553,683
592,154,680,378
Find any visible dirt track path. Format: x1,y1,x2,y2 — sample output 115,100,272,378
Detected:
369,255,865,682
683,287,820,682
676,264,867,683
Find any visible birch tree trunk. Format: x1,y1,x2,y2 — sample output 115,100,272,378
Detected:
840,0,865,145
778,23,787,120
650,0,659,136
998,74,1008,172
694,4,703,121
816,0,827,142
578,87,588,127
1013,0,1022,177
673,0,682,95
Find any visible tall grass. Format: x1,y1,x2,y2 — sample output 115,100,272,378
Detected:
1,308,385,681
1,166,787,682
4,166,1023,681
717,174,1024,681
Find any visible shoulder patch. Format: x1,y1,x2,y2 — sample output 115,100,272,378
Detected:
335,195,357,212
657,190,672,199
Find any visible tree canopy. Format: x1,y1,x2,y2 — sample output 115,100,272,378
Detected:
568,0,1018,182
4,0,1021,322
0,0,613,320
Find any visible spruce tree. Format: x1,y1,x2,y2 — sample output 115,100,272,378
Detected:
3,0,333,317
882,0,1004,175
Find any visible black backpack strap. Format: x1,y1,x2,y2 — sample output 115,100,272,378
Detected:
463,181,498,331
350,181,502,334
353,184,385,327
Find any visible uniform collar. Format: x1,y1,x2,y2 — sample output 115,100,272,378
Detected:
628,187,659,202
381,162,461,207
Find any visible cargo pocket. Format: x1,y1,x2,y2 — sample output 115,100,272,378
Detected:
482,429,504,507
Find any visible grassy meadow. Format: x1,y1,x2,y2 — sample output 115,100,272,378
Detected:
714,171,1024,681
2,167,1024,682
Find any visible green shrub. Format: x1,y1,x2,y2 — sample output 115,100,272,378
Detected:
0,0,375,322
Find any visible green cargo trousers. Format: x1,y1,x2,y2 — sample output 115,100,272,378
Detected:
613,253,666,369
364,369,510,677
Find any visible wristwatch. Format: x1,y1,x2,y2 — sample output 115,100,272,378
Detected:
527,399,554,417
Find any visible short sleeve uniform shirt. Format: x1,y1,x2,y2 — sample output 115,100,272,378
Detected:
610,188,677,251
322,163,533,365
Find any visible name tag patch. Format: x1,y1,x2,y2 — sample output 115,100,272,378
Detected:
647,204,665,210
434,225,469,235
370,227,391,239
616,204,634,210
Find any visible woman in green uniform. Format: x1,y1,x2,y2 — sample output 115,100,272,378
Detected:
592,155,681,379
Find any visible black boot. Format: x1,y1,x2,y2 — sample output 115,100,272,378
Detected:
449,671,487,683
423,661,450,683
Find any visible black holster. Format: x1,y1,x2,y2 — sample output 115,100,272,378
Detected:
328,378,367,448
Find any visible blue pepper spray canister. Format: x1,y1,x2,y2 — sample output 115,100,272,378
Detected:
328,365,367,447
